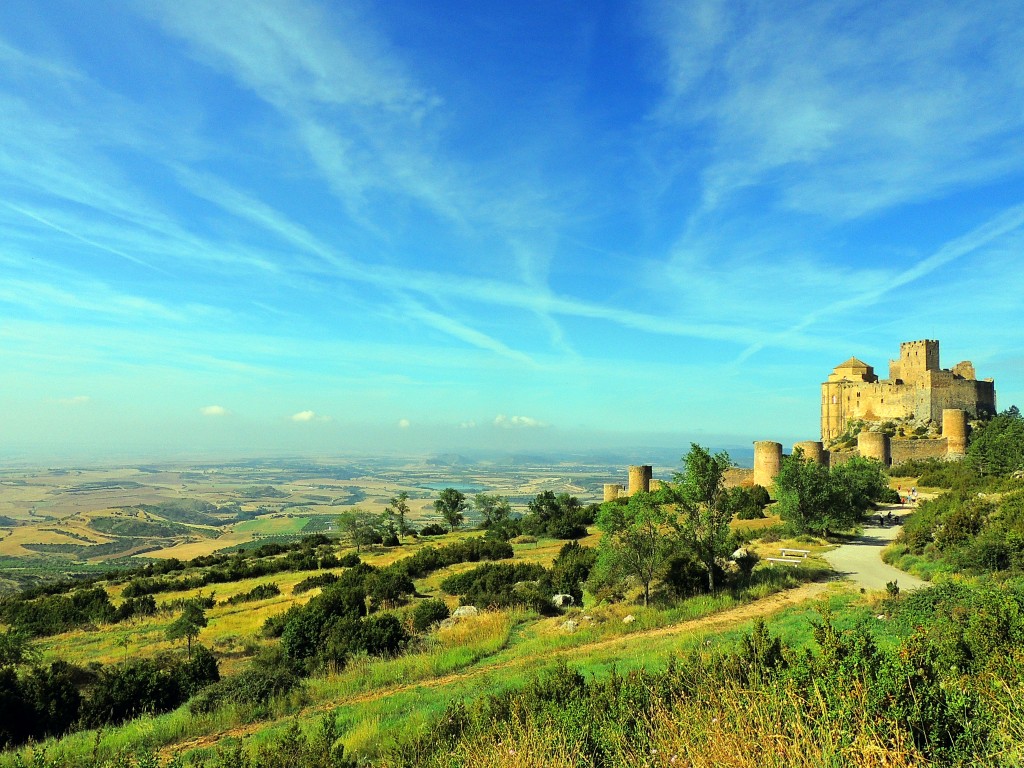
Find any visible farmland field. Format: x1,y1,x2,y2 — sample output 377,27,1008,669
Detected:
0,455,653,590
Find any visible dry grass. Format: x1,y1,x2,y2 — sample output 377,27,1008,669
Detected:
427,679,931,768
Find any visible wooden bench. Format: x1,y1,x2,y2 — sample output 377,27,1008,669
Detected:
766,557,802,565
780,548,810,558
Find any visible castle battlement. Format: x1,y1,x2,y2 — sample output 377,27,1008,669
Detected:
821,339,996,442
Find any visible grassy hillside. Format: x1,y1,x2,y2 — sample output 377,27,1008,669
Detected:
5,448,1022,768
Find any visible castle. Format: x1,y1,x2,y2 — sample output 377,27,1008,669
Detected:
605,338,995,496
820,340,995,443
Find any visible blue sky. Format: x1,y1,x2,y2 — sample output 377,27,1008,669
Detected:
1,0,1023,461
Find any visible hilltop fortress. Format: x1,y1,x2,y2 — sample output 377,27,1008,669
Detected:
821,340,995,443
607,338,997,494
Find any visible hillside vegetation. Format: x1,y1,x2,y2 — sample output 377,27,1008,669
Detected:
1,431,1022,767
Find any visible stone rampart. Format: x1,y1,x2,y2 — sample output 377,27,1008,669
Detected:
858,431,891,466
793,440,827,466
753,441,782,489
890,438,949,465
627,465,652,496
942,408,968,456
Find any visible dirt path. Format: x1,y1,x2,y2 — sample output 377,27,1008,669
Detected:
161,581,831,758
822,505,926,592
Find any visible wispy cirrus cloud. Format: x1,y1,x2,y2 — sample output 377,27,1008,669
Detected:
647,0,1024,219
145,0,448,219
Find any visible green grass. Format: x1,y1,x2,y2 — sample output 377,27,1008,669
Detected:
232,516,311,535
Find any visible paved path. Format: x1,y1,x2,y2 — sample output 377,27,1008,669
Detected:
822,506,927,592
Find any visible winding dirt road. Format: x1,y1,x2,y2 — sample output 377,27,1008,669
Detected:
822,505,926,592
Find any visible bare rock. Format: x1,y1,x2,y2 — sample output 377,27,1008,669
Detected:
451,605,479,619
552,593,574,608
622,614,636,624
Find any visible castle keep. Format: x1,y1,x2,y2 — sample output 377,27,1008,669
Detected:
821,340,995,443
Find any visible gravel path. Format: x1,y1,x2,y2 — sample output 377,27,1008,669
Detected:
822,505,927,593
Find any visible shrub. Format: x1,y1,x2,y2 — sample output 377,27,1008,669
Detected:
411,599,450,632
441,562,550,610
224,583,281,605
419,524,447,536
338,552,361,567
190,649,300,715
293,572,339,595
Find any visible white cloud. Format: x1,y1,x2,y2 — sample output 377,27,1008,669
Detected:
397,418,410,429
493,414,547,429
58,395,90,406
200,405,228,416
648,0,1024,219
458,420,477,429
291,410,316,422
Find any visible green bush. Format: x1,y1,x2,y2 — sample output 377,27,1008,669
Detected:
411,598,450,632
224,583,281,605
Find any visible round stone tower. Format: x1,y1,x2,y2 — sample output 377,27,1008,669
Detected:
627,465,652,496
753,441,782,489
857,431,891,466
603,484,623,503
943,408,968,456
793,440,827,466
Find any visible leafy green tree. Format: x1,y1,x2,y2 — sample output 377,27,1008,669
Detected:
365,569,414,610
0,628,39,669
386,491,413,539
724,485,769,519
472,493,512,528
774,450,857,536
593,492,675,606
337,509,382,552
832,455,890,513
166,601,208,659
670,444,733,592
968,406,1024,476
522,491,588,539
434,488,468,533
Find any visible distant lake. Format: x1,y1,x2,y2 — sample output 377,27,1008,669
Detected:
421,482,485,493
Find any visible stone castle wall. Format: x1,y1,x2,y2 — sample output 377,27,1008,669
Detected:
890,438,949,464
822,339,995,442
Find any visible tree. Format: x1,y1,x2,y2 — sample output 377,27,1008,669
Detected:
0,628,39,669
832,455,889,513
434,488,468,533
337,509,382,552
670,444,734,593
774,450,857,536
365,569,414,610
593,492,675,606
166,601,208,659
522,491,588,539
472,493,512,529
386,492,413,540
968,406,1024,476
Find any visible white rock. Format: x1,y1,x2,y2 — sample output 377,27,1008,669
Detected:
560,619,579,633
622,614,636,624
451,605,479,618
552,593,575,608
